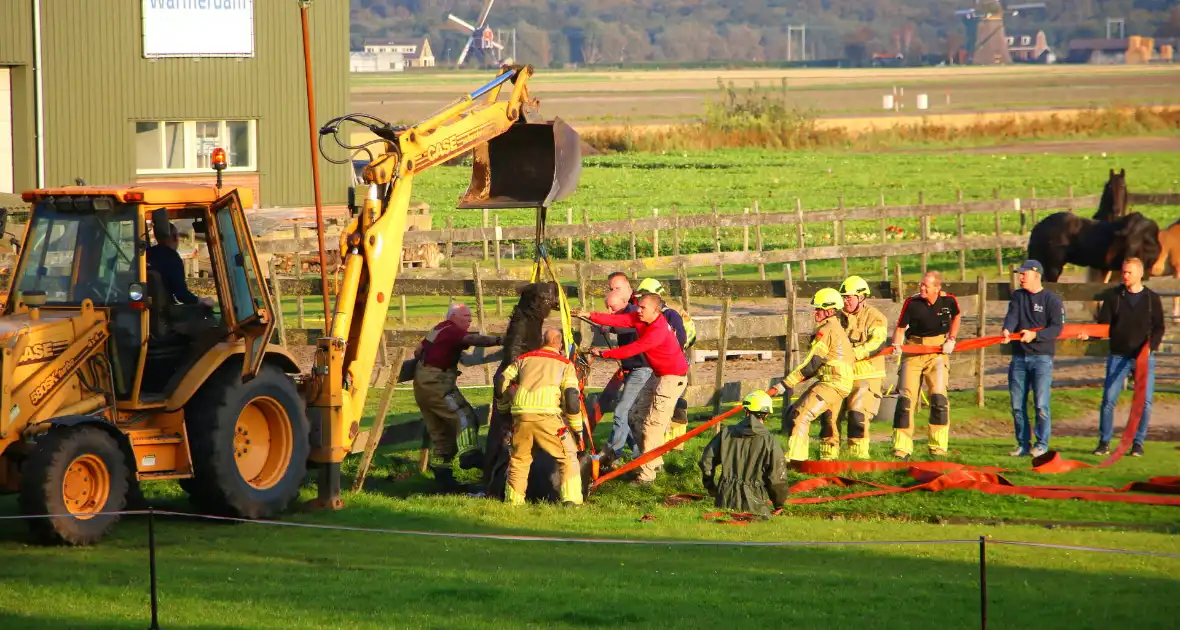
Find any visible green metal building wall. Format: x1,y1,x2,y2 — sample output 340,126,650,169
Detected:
4,0,349,207
0,1,36,196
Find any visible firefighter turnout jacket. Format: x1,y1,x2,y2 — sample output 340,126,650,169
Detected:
782,316,854,397
497,348,584,432
846,306,889,381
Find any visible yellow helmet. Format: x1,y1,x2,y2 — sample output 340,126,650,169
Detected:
812,288,842,310
742,391,774,415
636,278,664,295
839,275,871,298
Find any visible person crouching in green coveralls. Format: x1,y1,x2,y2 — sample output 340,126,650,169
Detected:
698,391,790,519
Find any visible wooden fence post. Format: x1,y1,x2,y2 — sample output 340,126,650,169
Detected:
743,207,750,253
993,188,1003,276
628,207,637,261
483,208,490,260
494,214,503,272
267,256,287,348
918,191,928,274
837,195,848,278
577,263,590,348
583,209,592,263
976,274,987,407
400,294,408,326
795,198,807,281
566,206,573,260
754,200,766,280
894,263,904,303
879,191,888,279
713,203,724,280
713,297,731,420
672,205,681,257
473,262,493,385
957,188,967,281
652,208,660,257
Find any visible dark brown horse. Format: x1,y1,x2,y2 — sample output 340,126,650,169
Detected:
1026,169,1157,284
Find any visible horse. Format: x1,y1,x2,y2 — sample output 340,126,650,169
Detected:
1025,168,1153,284
1028,211,1161,283
483,280,591,503
1152,218,1180,316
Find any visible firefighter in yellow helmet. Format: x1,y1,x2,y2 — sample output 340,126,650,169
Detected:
891,271,962,459
767,288,854,462
816,276,890,460
698,390,790,519
495,329,585,506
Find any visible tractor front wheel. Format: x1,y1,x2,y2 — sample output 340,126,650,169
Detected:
18,425,130,545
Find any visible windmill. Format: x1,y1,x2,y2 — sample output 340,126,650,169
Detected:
446,0,505,67
956,1,1046,64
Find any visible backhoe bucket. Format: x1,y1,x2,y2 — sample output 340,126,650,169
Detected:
457,117,581,209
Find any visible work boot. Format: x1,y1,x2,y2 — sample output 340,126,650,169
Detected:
432,466,464,493
1092,442,1111,456
1008,446,1029,457
1030,445,1048,458
892,450,910,461
1130,443,1145,457
929,448,947,457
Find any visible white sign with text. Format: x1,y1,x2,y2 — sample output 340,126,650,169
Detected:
142,0,255,58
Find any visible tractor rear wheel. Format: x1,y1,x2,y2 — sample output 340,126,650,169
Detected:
19,425,130,545
184,361,308,519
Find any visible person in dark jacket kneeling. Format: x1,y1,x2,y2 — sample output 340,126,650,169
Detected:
698,391,790,519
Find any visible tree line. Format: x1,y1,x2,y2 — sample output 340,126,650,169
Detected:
350,0,1180,66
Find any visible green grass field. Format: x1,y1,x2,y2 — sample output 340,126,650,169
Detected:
2,385,1178,628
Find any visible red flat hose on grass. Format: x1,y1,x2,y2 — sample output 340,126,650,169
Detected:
592,323,1180,511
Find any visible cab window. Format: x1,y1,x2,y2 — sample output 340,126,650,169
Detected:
16,199,139,306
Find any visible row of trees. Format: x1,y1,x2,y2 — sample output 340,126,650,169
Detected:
350,1,1180,66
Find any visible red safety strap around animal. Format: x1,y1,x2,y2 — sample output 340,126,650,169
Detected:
593,322,1180,515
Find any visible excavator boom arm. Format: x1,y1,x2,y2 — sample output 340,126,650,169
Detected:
305,67,580,502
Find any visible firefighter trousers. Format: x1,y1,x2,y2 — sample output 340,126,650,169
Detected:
505,413,583,505
818,378,883,460
892,338,951,456
413,364,480,470
783,382,848,462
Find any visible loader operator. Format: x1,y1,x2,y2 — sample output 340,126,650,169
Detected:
815,276,890,460
496,329,585,506
413,303,503,491
891,271,961,459
146,221,214,308
698,391,790,519
766,288,854,463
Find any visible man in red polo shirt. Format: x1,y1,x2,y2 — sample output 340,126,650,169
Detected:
575,293,688,484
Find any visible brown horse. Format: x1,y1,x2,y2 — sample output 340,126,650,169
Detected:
1152,218,1180,316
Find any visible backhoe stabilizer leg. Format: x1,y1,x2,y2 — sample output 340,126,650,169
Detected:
309,463,343,511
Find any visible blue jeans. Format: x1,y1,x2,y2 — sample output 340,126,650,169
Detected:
1008,354,1054,451
606,366,653,456
1098,353,1155,447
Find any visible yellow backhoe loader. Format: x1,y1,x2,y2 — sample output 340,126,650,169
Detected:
0,65,580,544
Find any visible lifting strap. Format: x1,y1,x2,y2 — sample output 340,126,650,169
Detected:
531,207,575,359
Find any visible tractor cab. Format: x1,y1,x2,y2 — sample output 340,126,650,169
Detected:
10,176,275,407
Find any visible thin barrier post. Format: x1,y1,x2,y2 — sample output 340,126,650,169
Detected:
148,508,161,630
979,535,988,630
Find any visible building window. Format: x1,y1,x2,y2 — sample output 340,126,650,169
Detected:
1006,36,1014,45
135,120,257,174
1021,36,1032,46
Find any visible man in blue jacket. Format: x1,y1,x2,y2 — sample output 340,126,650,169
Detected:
1001,259,1064,458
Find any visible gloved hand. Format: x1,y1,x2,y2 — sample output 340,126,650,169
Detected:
942,338,956,355
766,383,784,398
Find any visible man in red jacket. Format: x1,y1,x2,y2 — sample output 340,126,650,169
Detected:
575,293,689,484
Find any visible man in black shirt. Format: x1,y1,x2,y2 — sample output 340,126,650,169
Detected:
890,271,961,459
146,222,214,308
1080,257,1163,457
1001,260,1065,458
